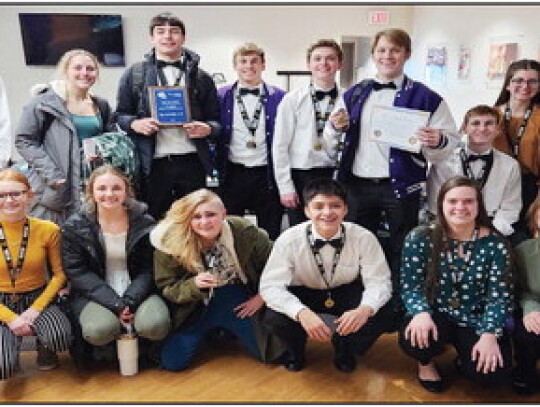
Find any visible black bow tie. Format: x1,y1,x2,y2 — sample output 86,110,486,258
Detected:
315,87,338,101
156,59,183,69
372,81,397,91
467,153,491,163
239,88,260,97
313,237,343,250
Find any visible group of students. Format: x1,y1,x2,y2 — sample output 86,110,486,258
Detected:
0,9,539,398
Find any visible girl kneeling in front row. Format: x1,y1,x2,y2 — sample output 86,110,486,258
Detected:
399,176,513,393
151,189,285,371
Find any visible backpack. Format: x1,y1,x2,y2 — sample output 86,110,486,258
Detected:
82,131,141,192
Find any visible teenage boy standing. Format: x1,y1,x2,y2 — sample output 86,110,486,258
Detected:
114,12,220,220
217,43,285,240
260,178,393,373
327,29,458,282
273,39,343,226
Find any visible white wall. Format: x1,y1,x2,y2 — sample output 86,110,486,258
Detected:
0,3,413,145
407,5,540,124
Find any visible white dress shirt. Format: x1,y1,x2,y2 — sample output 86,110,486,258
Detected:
427,145,522,236
272,85,340,196
154,61,197,158
259,220,392,320
229,83,267,167
324,74,458,178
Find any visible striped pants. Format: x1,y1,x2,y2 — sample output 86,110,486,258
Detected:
0,288,72,380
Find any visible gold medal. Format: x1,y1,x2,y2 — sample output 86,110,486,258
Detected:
246,140,257,149
448,297,460,309
313,142,323,151
324,295,335,309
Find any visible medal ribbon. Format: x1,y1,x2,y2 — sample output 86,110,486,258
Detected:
309,84,337,141
306,223,345,303
235,89,264,147
503,104,532,157
0,218,31,289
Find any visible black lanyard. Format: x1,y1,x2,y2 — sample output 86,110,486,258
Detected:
157,65,184,87
0,218,30,289
445,228,478,309
235,89,264,149
503,104,532,157
306,223,345,308
309,84,337,142
459,149,493,189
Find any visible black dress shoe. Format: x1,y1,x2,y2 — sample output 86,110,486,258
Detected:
283,358,305,372
334,355,357,373
417,377,444,393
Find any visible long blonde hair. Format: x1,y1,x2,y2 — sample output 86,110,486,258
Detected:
161,189,225,273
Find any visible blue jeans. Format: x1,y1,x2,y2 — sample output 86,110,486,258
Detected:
161,284,260,371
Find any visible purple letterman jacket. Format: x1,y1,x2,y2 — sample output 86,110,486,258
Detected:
217,81,286,190
337,76,446,199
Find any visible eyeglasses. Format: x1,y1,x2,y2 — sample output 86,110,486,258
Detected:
510,78,540,86
0,190,27,202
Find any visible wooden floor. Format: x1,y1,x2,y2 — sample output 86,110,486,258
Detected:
1,333,538,403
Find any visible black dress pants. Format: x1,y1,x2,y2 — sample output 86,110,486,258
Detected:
398,311,512,386
220,162,283,240
147,153,206,220
263,282,393,360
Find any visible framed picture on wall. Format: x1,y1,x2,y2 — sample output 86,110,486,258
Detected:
457,45,472,81
487,40,518,80
425,44,448,86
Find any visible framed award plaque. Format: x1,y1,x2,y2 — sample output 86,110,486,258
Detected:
148,86,191,126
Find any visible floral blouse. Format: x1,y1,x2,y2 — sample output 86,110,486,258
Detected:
400,226,513,336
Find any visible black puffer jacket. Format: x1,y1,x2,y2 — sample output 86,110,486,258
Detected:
61,199,156,317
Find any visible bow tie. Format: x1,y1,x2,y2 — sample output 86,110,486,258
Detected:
313,237,343,250
372,81,397,91
156,59,183,69
315,87,338,101
467,153,491,162
239,87,260,97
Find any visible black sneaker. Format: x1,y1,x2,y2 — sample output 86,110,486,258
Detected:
36,343,59,371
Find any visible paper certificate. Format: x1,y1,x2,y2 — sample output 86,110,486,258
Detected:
370,105,430,153
148,86,191,126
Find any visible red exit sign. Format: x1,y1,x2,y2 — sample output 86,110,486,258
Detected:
368,10,390,25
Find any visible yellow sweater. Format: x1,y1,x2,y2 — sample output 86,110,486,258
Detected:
0,217,66,323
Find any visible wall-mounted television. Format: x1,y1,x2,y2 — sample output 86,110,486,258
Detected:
19,13,125,67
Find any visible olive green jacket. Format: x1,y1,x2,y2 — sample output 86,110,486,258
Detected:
150,216,285,362
516,238,540,315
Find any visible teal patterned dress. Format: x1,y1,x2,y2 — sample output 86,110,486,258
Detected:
400,226,513,336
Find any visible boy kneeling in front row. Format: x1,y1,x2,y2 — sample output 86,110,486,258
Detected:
260,178,394,372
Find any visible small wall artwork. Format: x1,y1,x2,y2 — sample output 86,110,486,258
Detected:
487,42,518,80
425,45,447,85
457,45,471,81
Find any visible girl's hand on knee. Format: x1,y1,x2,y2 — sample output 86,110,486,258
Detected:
405,312,438,349
471,333,503,374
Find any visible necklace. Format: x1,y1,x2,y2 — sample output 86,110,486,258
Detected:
445,227,478,309
0,218,30,302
